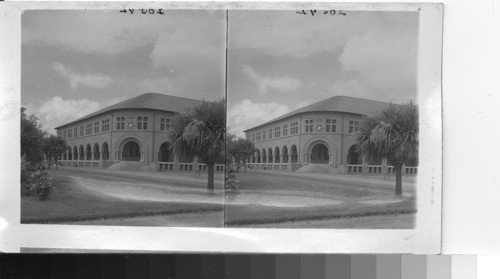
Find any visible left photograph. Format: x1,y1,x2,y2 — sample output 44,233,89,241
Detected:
20,10,227,226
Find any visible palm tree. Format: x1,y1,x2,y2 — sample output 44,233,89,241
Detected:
169,99,226,195
228,137,256,173
356,101,418,197
41,134,68,170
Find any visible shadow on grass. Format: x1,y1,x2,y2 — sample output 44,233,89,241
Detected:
21,171,223,224
224,196,416,227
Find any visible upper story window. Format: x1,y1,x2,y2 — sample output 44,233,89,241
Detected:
348,120,359,134
256,132,261,142
305,119,314,133
274,126,281,138
282,124,288,137
160,118,171,132
262,130,266,141
116,117,125,130
86,123,92,135
326,119,337,133
79,126,84,136
290,121,299,134
137,116,148,130
251,133,255,143
67,128,72,139
268,128,273,139
101,119,110,132
73,128,77,138
94,122,99,134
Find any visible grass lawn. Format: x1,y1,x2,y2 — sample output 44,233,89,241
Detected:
21,171,223,224
224,196,416,227
224,172,417,228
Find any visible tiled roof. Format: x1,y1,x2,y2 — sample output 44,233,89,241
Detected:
244,95,390,132
55,93,203,129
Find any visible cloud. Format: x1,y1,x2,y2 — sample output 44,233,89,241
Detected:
337,18,418,102
35,96,102,133
22,10,226,56
242,65,303,94
140,76,176,93
228,99,290,137
52,62,114,90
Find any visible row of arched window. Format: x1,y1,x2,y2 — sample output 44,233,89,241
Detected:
250,145,299,164
61,142,110,161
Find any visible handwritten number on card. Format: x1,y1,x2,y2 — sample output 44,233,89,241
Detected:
296,10,346,16
120,9,165,15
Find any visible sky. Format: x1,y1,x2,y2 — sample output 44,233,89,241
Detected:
22,10,418,137
22,10,226,133
227,10,419,137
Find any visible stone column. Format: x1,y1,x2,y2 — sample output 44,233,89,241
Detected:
287,154,292,172
193,156,199,173
99,152,104,169
174,154,180,171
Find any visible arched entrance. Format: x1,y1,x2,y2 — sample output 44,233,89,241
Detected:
102,142,109,160
158,142,174,162
122,141,141,161
347,145,360,165
311,143,329,164
93,143,100,160
290,145,298,163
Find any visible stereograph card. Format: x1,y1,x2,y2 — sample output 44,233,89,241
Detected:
0,2,443,253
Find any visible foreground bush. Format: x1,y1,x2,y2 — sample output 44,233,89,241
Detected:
21,159,54,201
224,170,240,199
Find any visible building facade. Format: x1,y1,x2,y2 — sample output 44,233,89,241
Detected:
244,96,418,174
55,93,224,172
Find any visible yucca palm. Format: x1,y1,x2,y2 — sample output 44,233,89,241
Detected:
169,99,226,195
356,102,418,196
41,134,67,170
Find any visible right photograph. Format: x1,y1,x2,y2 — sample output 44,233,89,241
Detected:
225,9,419,229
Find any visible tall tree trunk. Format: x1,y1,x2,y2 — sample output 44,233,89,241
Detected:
395,164,403,197
207,163,215,195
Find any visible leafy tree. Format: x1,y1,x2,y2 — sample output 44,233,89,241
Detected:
41,134,67,170
169,99,226,195
228,137,256,173
21,107,46,164
356,102,418,197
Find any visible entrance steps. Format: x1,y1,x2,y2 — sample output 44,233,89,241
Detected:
295,163,341,174
107,161,155,172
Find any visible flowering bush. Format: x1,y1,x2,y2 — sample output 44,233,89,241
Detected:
29,171,54,201
224,170,240,199
21,158,54,200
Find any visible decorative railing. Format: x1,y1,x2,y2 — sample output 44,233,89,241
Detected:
387,166,418,175
179,163,194,171
347,165,363,173
367,165,383,174
159,162,175,171
246,163,290,172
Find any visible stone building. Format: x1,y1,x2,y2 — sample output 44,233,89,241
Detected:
55,93,224,172
244,95,418,174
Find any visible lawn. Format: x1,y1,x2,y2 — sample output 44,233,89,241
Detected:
224,196,416,227
21,171,223,224
224,172,417,228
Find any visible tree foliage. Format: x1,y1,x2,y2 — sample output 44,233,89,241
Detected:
21,107,46,164
227,136,256,173
356,102,418,196
169,99,226,194
41,134,67,170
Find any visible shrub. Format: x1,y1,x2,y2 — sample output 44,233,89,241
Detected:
21,158,54,200
29,171,54,201
224,170,240,199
